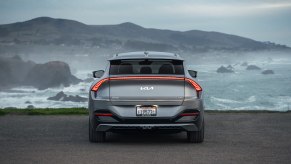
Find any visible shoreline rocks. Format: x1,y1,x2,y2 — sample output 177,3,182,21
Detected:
0,56,81,90
48,91,88,102
262,70,274,75
217,66,234,73
26,105,35,109
246,65,261,70
24,61,81,90
241,62,248,66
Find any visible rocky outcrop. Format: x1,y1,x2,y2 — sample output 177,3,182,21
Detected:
24,61,81,90
0,56,81,90
217,66,234,73
246,65,261,70
0,56,35,89
25,101,32,104
64,95,88,102
262,70,274,75
47,91,67,101
241,62,248,66
226,65,234,71
26,105,35,109
48,91,88,102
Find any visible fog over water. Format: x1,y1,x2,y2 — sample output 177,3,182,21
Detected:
0,51,290,111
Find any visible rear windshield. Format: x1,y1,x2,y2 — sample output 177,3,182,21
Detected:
110,59,184,75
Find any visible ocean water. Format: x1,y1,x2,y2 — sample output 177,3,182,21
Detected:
1,57,291,111
190,58,291,111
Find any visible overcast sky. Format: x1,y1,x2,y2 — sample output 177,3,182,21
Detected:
0,0,291,46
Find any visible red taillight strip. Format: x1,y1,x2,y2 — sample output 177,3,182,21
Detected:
91,78,109,92
180,112,199,116
91,76,184,92
95,113,113,117
185,78,202,92
110,76,184,81
91,76,202,93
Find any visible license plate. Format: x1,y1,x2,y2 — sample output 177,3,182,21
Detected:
136,106,157,116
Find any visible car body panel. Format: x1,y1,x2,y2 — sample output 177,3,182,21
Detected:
109,78,185,105
89,51,204,134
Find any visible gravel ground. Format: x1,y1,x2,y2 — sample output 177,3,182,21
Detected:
1,113,291,164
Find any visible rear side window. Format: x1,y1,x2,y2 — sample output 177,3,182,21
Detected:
110,59,184,75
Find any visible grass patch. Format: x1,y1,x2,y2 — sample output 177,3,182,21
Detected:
0,110,6,116
0,108,88,116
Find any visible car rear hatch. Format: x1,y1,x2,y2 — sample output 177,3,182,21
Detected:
109,76,185,105
109,59,185,105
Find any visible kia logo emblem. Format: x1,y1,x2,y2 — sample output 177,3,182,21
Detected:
140,86,154,91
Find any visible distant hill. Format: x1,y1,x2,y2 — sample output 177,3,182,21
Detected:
0,17,290,55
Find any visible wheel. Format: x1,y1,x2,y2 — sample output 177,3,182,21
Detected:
89,118,106,143
187,120,204,143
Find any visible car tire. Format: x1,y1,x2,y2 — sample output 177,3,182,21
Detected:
187,120,204,143
89,118,106,143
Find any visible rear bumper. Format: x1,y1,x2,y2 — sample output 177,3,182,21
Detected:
89,96,204,118
96,123,198,132
88,96,204,132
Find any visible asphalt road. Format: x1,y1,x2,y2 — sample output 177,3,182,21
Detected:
1,113,291,164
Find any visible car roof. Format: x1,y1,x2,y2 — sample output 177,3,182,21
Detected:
108,51,184,61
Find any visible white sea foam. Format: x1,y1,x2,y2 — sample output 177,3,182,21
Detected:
62,82,91,93
210,97,241,104
210,96,256,104
246,96,256,102
0,83,89,108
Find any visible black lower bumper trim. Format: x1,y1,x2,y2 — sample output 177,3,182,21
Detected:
96,123,198,132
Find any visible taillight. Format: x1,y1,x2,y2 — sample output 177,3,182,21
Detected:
185,78,202,92
91,78,109,92
95,113,113,117
185,78,202,98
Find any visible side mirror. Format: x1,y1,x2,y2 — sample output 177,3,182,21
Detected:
93,70,104,78
188,70,197,78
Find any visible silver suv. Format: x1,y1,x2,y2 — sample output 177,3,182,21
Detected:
89,51,204,143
